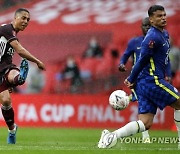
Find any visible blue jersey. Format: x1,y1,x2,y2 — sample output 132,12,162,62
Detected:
120,33,171,102
127,26,179,114
120,36,144,65
128,26,171,83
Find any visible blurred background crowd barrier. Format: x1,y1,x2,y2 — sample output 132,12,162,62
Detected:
0,0,178,95
0,0,29,10
0,94,175,130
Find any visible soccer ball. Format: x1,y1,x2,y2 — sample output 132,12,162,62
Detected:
109,90,129,110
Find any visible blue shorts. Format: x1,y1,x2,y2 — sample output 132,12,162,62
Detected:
136,78,180,114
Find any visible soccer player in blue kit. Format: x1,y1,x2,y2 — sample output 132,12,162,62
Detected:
119,17,152,143
98,5,180,148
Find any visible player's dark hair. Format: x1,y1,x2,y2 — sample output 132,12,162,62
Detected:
141,17,150,27
15,8,29,16
148,5,164,17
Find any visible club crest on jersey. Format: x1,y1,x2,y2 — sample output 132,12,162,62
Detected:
148,40,155,48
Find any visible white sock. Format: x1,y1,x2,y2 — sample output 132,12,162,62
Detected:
142,130,150,139
174,110,180,142
113,120,146,138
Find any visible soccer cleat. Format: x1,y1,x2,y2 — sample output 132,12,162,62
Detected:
7,124,18,144
98,129,118,148
98,129,110,148
18,59,29,84
142,137,151,143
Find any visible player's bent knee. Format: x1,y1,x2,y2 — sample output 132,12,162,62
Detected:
144,122,152,130
1,97,11,106
142,120,153,130
145,124,152,130
1,100,11,106
139,114,154,130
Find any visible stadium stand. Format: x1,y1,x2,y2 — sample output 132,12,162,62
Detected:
0,0,30,10
0,0,179,94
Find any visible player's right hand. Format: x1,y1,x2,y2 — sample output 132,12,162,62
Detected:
118,64,127,72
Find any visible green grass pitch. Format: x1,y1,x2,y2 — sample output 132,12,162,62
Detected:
0,127,179,154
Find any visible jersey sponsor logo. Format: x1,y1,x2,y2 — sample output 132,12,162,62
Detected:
0,36,14,59
0,41,5,52
148,40,155,48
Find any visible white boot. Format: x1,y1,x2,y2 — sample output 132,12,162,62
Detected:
98,129,117,148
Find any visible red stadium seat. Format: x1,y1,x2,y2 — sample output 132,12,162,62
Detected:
79,58,99,79
42,63,61,93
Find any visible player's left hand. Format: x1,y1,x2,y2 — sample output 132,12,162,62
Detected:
124,78,134,88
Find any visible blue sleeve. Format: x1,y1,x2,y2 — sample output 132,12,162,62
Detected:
164,31,171,77
165,57,172,77
120,39,135,65
127,36,155,83
127,52,151,83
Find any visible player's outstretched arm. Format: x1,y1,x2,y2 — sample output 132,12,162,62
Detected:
10,40,46,71
119,38,136,72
